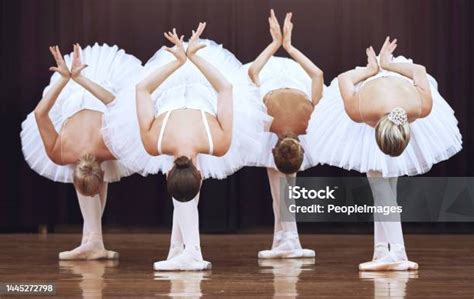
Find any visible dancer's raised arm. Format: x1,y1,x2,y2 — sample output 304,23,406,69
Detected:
282,12,324,106
338,46,379,122
248,9,282,86
136,29,186,154
34,46,69,164
379,37,433,117
71,43,115,104
187,22,233,156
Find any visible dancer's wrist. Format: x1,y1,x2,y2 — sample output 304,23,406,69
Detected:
270,40,281,51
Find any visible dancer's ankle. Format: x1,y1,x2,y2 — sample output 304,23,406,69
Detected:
283,231,302,249
170,242,184,249
271,231,284,249
390,243,408,261
87,233,105,249
373,242,389,260
81,232,89,245
184,245,203,261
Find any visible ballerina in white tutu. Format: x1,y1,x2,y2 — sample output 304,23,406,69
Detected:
123,22,267,271
306,37,462,270
246,10,324,259
21,43,142,260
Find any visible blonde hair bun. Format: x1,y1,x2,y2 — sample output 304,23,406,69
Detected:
73,154,104,196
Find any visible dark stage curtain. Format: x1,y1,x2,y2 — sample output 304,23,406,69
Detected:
1,0,473,232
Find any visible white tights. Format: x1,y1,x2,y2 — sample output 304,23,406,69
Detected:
168,194,203,261
267,168,302,249
367,171,407,260
59,182,116,260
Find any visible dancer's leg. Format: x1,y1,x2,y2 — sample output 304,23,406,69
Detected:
259,169,315,259
167,184,203,259
360,172,416,270
154,194,211,271
368,171,390,260
59,189,116,260
267,168,284,248
82,182,108,244
98,182,108,215
167,208,185,260
368,173,406,255
97,182,119,258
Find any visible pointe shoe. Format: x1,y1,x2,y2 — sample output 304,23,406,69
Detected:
258,248,316,259
59,242,119,260
258,232,316,259
359,252,418,271
153,251,212,271
105,250,119,259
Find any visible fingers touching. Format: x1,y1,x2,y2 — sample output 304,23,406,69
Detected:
190,22,206,41
164,28,184,45
380,36,398,55
269,9,280,28
366,46,377,58
283,12,293,32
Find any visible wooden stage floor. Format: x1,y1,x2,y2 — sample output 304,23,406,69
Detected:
0,234,473,298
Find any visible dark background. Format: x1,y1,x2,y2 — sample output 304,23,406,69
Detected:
1,0,473,233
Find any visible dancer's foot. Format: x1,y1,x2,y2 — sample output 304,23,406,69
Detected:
154,249,211,271
80,233,119,260
359,245,417,271
259,232,315,259
359,256,418,271
59,239,119,260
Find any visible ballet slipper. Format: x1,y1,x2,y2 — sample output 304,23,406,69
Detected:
59,238,119,261
59,246,115,260
359,252,418,271
153,250,212,271
81,232,119,260
259,232,316,259
258,243,316,259
258,248,316,259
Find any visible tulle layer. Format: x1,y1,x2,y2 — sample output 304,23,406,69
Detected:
305,56,462,177
21,44,142,183
248,56,313,99
103,39,270,179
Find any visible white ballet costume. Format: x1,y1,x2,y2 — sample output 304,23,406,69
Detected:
104,39,268,270
243,56,319,259
20,43,143,260
306,56,462,270
306,56,462,177
104,39,269,179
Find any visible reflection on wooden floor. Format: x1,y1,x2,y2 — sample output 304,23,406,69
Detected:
0,234,473,298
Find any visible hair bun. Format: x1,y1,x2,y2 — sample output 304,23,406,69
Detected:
174,156,192,169
80,164,93,173
280,137,299,158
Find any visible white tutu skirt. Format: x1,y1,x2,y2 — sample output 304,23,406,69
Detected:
21,43,142,183
306,56,462,177
103,39,270,179
242,56,317,171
